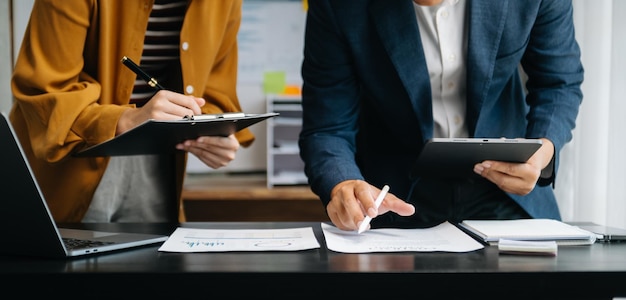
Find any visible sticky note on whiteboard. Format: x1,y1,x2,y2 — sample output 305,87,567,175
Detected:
263,71,286,94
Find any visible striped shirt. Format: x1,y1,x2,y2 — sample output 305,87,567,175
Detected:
130,0,188,106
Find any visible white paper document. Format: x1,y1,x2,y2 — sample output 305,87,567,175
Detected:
158,227,320,252
322,221,484,253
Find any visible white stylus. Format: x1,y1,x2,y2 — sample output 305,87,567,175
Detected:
357,185,390,234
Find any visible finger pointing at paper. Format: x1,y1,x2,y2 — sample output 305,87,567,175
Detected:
327,180,416,231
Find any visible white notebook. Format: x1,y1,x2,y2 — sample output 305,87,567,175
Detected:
459,219,596,246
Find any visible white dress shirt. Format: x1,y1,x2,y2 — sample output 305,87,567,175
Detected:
413,0,468,138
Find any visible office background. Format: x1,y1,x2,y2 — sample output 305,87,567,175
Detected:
0,0,624,229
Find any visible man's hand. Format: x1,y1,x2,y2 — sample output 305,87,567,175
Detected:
326,180,416,231
473,138,554,195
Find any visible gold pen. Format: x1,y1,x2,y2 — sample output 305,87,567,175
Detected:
121,56,164,90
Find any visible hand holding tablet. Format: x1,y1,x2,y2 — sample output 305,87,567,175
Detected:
412,138,542,178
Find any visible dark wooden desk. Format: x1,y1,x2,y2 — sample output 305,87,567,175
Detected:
2,222,626,299
182,173,329,222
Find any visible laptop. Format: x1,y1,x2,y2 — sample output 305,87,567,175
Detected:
570,222,626,243
0,113,169,258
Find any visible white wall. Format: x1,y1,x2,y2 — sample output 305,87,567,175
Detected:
555,0,626,229
0,0,34,115
0,0,14,115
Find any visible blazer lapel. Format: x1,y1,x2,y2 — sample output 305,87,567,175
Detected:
466,0,508,133
369,0,434,141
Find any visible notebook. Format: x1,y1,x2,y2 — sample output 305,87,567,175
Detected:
0,113,169,258
459,219,597,246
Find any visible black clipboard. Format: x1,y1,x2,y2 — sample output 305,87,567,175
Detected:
74,112,279,157
412,138,543,178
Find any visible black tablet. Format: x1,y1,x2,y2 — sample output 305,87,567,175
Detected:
412,138,543,178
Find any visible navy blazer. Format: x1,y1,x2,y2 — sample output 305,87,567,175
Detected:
299,0,583,220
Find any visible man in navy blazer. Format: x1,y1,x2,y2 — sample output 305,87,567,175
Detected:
299,0,584,231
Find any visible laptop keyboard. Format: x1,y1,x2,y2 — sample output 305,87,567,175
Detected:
62,237,114,250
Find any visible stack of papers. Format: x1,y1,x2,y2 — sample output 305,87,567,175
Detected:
459,219,597,246
498,239,558,256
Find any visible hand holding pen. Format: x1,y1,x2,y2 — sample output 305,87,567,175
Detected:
121,56,209,122
117,56,204,131
357,185,390,234
118,56,238,168
323,180,416,232
120,55,204,114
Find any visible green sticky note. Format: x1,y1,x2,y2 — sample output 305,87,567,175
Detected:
263,71,286,94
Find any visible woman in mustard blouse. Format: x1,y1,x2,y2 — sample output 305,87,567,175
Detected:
10,0,254,223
